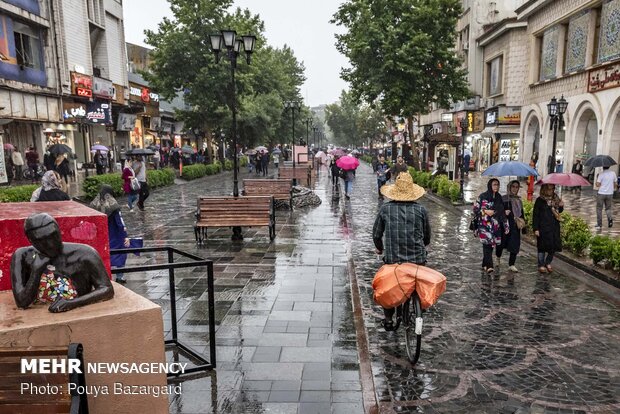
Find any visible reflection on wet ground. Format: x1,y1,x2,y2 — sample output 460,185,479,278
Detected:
122,167,363,413
347,163,620,413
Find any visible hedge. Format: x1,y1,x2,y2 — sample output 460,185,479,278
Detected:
180,163,225,181
0,184,39,202
82,168,175,200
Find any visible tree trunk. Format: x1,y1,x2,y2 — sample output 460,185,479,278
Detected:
204,127,213,164
408,115,420,171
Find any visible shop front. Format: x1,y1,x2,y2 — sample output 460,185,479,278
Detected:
128,82,160,149
427,122,460,180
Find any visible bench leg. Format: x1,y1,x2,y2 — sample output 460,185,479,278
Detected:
232,226,244,241
194,225,200,244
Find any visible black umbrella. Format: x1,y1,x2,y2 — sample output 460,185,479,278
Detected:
584,155,617,168
48,144,72,155
126,148,155,156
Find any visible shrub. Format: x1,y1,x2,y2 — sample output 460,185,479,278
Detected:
449,182,461,202
82,174,124,199
430,175,448,193
438,178,451,198
610,240,620,270
361,155,372,164
181,164,207,180
147,168,175,188
589,235,613,264
239,157,248,167
205,164,221,175
522,200,533,230
561,215,591,255
223,159,234,171
0,184,39,202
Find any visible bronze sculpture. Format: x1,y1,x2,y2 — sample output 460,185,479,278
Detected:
10,213,114,313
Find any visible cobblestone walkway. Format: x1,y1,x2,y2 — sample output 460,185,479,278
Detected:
121,167,363,413
346,163,620,413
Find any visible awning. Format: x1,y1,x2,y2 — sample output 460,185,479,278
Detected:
481,125,521,136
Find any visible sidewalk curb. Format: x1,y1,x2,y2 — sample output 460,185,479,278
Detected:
424,190,620,299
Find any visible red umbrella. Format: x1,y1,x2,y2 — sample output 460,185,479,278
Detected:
536,173,591,186
336,155,360,171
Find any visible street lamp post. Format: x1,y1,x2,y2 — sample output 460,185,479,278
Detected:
305,117,312,150
547,95,568,175
284,101,301,183
460,117,468,202
210,30,256,240
312,126,318,150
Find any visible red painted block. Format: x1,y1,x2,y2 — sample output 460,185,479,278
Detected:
0,201,111,291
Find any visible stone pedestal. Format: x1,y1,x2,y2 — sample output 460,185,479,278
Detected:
0,283,168,414
0,201,112,291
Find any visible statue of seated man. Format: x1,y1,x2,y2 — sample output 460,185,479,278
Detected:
10,213,114,313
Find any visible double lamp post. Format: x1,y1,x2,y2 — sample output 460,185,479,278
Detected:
547,95,567,175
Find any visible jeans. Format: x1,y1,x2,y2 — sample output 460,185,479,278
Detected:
344,180,353,195
127,193,138,210
537,252,554,266
596,194,613,226
377,179,387,195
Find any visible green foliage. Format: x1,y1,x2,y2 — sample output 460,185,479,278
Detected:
239,156,248,167
147,168,175,188
430,175,448,193
332,0,469,117
0,184,39,202
410,170,431,188
589,235,613,265
448,182,461,202
560,215,591,256
611,240,620,270
437,178,451,198
325,90,387,147
223,159,234,171
361,155,373,164
182,164,208,180
83,174,124,199
522,200,533,230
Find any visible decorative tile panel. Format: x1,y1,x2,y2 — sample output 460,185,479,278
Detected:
565,11,589,72
599,0,620,63
540,26,559,80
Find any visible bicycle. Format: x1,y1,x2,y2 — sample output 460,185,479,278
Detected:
391,291,423,364
23,164,46,181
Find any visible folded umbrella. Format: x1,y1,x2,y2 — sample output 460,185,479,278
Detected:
482,161,538,177
336,155,360,171
584,154,617,168
536,173,591,186
48,144,73,155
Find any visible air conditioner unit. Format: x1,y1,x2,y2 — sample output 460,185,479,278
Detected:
487,99,495,108
463,42,469,51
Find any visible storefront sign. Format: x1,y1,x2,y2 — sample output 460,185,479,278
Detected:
62,101,87,122
498,107,521,125
117,113,137,131
71,72,93,98
113,84,126,104
467,112,474,132
454,111,467,134
588,61,620,92
93,77,115,99
485,108,499,126
129,82,160,104
441,113,453,122
86,101,112,124
473,111,484,132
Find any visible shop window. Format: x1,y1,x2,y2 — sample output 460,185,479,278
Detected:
87,0,104,26
539,26,559,80
597,0,620,63
487,55,503,96
13,22,42,70
564,11,589,73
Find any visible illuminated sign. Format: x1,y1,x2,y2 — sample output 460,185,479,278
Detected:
71,72,93,97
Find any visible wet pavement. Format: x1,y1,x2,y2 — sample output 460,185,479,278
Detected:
121,167,364,413
347,163,620,413
463,171,620,237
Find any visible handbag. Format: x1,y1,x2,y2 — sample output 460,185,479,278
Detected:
469,216,478,231
515,217,526,230
130,177,141,191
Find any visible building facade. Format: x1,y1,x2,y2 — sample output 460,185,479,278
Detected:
517,0,620,179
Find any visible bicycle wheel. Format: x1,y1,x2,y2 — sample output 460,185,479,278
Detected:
404,292,422,364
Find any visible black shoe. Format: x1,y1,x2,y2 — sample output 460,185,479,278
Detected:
609,220,613,228
382,319,395,332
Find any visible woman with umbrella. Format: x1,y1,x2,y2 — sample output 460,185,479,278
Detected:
472,178,509,273
498,180,525,272
94,149,106,175
336,155,360,199
533,184,564,273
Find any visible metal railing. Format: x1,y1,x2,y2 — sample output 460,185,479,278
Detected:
109,246,216,377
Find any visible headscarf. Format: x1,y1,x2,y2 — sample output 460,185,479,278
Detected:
479,178,506,222
30,171,64,202
503,180,522,219
539,183,562,220
90,184,120,217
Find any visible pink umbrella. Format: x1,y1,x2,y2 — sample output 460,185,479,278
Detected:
336,155,360,171
3,143,14,151
536,173,591,187
331,149,346,157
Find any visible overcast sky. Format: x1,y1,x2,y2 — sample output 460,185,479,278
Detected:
123,0,349,107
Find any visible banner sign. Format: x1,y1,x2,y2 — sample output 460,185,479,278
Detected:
117,113,137,131
498,107,521,125
86,101,112,124
71,72,93,98
93,77,115,99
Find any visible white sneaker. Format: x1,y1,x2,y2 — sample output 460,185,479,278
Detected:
594,225,602,229
129,208,134,212
508,265,519,273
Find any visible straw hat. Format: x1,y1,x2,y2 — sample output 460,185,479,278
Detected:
381,172,425,201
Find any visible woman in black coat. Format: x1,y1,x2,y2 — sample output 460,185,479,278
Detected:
532,183,564,273
498,180,525,272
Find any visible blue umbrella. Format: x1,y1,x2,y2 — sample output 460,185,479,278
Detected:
482,161,538,177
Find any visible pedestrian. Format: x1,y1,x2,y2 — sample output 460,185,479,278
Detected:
43,148,54,172
330,157,340,187
373,172,430,331
152,149,160,170
255,154,262,175
11,147,24,179
26,147,39,183
594,166,617,229
571,159,583,175
31,170,70,202
555,159,563,173
497,180,525,273
54,154,70,184
132,156,149,211
390,155,408,178
463,148,472,177
273,152,279,169
94,150,105,175
472,178,509,273
533,184,563,273
4,149,14,185
107,149,114,173
343,169,355,199
122,163,139,212
375,155,390,198
261,151,269,176
90,185,130,284
247,153,254,173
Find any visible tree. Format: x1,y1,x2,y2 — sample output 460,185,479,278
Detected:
144,0,306,157
325,90,387,147
332,0,470,117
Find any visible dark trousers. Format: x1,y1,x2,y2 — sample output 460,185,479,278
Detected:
15,165,22,179
138,182,150,207
377,179,387,195
496,246,517,266
538,252,554,266
482,244,496,269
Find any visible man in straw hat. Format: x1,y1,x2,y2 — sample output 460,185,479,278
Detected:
373,172,431,331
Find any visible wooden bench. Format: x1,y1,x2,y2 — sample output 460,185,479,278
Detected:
0,343,88,414
278,166,312,186
194,196,276,244
243,179,293,208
